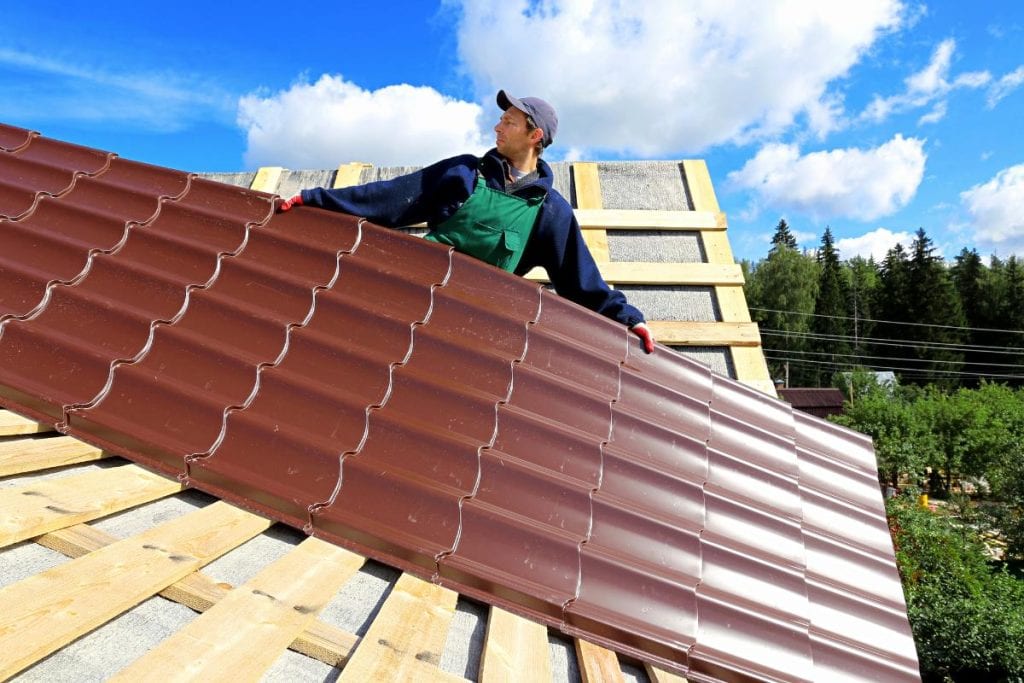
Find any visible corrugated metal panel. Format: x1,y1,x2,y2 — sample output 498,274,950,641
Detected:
210,163,742,380
0,123,920,682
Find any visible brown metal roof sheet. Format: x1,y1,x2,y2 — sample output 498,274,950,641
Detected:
0,123,920,682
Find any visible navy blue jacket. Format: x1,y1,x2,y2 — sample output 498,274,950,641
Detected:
300,149,646,327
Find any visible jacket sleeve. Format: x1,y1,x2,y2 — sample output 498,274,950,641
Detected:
299,155,475,228
526,206,647,328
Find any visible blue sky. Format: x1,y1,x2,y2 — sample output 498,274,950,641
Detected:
2,1,1022,263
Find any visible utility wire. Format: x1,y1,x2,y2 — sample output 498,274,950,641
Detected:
759,329,1024,355
772,347,1024,369
762,354,1024,380
750,307,1024,336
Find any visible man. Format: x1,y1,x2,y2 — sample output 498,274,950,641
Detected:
279,90,655,353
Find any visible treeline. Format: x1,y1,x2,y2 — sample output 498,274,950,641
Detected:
742,219,1024,388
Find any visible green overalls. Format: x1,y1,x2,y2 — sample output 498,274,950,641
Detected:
424,173,545,273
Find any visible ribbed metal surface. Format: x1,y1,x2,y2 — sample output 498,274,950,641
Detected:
0,123,920,682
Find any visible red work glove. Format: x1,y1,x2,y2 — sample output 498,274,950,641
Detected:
278,194,303,212
631,322,655,354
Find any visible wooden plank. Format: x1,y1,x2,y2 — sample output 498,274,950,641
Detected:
250,166,284,193
0,435,107,477
701,230,735,265
681,160,775,395
572,162,610,262
110,537,363,682
0,410,53,436
715,285,752,323
681,160,720,213
574,209,719,231
36,523,360,667
645,663,689,682
0,501,270,679
731,347,778,397
339,572,464,682
647,321,762,347
575,638,624,683
0,464,182,548
526,262,743,286
334,162,372,189
479,606,551,683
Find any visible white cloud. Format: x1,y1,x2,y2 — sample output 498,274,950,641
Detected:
451,0,906,156
835,228,916,260
905,38,956,95
860,38,990,124
986,66,1024,108
238,76,490,168
727,135,926,221
0,47,232,131
960,164,1024,255
917,100,947,125
805,93,848,141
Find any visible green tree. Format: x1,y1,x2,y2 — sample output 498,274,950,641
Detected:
999,257,1024,387
844,256,879,351
874,242,912,375
808,227,850,385
770,218,798,250
905,229,967,386
976,257,1024,386
746,238,819,386
831,385,933,487
950,248,991,384
888,494,1024,682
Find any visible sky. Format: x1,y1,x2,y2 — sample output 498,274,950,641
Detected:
2,0,1022,263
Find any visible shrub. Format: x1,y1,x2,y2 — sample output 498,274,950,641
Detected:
888,494,1024,682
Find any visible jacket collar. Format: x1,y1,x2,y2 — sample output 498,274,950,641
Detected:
483,148,553,193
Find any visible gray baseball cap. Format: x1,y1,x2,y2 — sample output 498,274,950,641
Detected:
497,90,558,147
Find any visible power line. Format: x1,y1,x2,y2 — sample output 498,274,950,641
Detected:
762,354,1024,380
750,307,1024,336
760,328,1024,355
772,347,1024,369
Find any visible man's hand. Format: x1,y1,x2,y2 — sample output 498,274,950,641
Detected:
278,194,303,212
631,322,655,354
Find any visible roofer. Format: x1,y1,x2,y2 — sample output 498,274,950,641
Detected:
278,89,655,353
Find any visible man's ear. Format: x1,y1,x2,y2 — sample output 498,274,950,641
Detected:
531,128,544,146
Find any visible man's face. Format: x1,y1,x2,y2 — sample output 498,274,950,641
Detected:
494,107,539,158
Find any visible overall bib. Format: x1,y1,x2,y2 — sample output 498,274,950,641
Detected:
424,174,545,273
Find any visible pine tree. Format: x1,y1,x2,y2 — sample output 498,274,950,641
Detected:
809,228,850,385
770,218,798,251
874,242,912,376
845,256,879,358
950,248,990,383
905,228,967,386
996,256,1024,387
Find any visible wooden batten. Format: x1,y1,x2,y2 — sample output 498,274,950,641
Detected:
0,409,53,436
682,159,774,395
334,162,373,189
250,166,285,193
574,208,720,230
572,162,610,263
0,501,270,679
